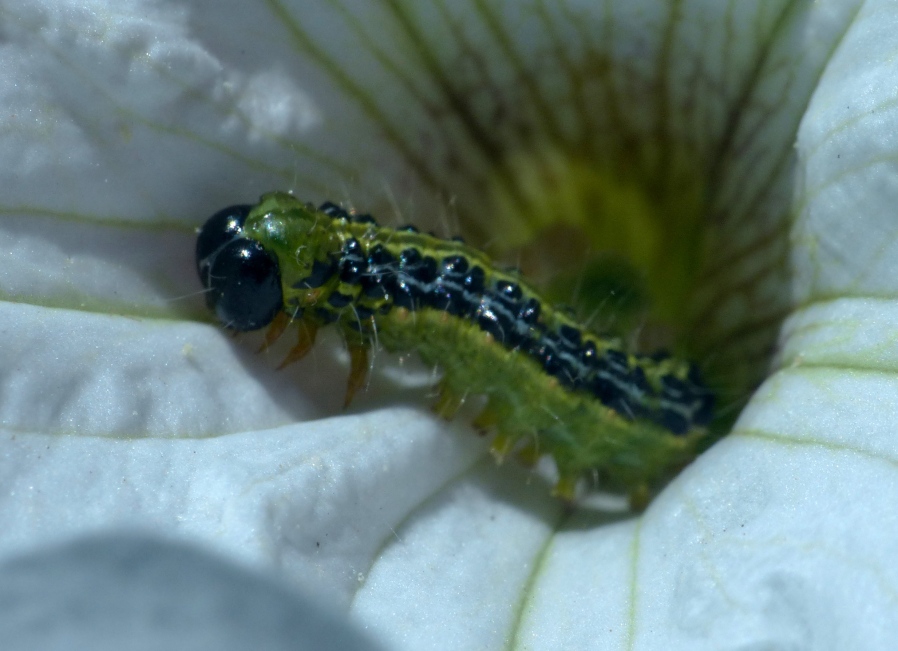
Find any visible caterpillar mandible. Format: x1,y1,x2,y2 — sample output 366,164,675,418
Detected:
196,192,714,502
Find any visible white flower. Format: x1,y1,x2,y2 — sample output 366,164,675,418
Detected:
1,0,895,648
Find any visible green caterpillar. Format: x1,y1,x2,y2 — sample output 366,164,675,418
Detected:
196,192,713,501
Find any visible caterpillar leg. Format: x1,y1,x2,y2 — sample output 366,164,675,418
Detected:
278,321,318,369
472,403,501,434
551,475,578,502
515,441,542,468
344,344,369,408
489,431,515,464
259,311,291,352
628,484,651,512
432,384,465,420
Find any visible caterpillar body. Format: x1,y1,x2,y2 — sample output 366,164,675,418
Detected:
196,192,713,501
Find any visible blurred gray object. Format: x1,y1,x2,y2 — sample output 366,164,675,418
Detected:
0,533,383,651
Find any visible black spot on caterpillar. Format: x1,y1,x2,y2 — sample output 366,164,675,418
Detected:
196,192,714,502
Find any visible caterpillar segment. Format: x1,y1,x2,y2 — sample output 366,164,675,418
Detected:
196,192,714,502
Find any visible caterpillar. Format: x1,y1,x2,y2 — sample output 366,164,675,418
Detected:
196,192,714,502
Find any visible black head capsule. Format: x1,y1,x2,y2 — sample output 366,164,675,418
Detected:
195,204,253,279
196,205,283,332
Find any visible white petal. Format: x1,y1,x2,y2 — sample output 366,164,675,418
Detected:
2,0,895,649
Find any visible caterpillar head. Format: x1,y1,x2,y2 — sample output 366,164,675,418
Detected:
197,193,346,330
196,203,283,332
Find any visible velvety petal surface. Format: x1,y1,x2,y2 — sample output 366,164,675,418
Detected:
1,1,896,649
